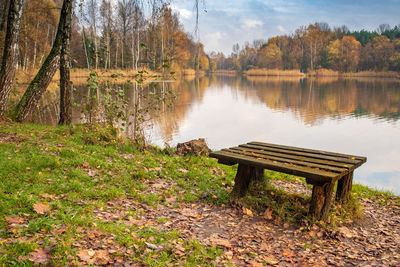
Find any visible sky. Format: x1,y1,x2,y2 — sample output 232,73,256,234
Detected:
170,0,400,55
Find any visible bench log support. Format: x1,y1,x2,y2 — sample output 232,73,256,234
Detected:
336,171,353,203
309,182,335,220
232,164,264,198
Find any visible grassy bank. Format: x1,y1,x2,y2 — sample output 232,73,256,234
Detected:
308,69,400,79
15,67,200,87
244,68,400,79
0,122,398,265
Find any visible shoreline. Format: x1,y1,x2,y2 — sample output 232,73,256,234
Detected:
213,68,400,79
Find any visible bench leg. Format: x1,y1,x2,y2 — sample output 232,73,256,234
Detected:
231,164,263,198
336,171,353,203
253,167,265,182
309,182,335,220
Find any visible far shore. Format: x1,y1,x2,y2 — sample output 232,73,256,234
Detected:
213,68,400,79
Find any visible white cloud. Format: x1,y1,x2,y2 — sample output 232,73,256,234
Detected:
170,5,193,20
242,19,263,29
203,32,228,52
277,25,286,33
204,32,226,40
273,6,290,13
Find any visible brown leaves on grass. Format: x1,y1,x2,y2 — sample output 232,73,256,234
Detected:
5,216,25,224
33,202,51,214
210,167,226,176
208,235,232,249
77,249,112,265
82,161,90,168
28,247,52,264
39,193,55,200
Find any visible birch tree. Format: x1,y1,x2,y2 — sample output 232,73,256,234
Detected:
0,0,24,117
14,0,74,122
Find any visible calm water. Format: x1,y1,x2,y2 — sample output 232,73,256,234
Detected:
34,75,400,194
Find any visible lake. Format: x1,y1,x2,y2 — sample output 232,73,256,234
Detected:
34,75,400,194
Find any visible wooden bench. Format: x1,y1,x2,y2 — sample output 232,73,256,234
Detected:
209,141,367,220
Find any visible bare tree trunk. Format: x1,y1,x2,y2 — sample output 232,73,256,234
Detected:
32,19,40,69
135,30,140,70
0,0,24,117
59,0,73,125
13,0,72,122
131,34,136,69
82,27,91,69
89,0,99,69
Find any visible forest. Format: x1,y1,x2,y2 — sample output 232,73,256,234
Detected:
0,0,209,73
211,22,400,73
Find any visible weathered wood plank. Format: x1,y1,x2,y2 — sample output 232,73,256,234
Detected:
228,147,348,173
309,182,335,220
240,144,362,166
249,141,367,162
230,146,354,169
336,171,354,203
231,164,264,198
209,150,341,183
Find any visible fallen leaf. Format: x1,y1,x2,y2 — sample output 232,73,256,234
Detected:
5,216,25,224
264,206,273,220
145,242,164,250
209,237,232,249
165,196,177,203
39,193,55,200
33,202,51,214
243,208,253,216
77,249,95,264
264,255,279,265
338,226,354,238
28,248,51,264
249,260,263,267
95,250,111,265
82,161,89,168
181,208,201,218
179,168,189,173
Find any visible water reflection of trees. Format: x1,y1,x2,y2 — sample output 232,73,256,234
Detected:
242,77,400,125
32,75,400,142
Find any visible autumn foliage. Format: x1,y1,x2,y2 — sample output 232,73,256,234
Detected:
0,1,209,74
213,23,400,73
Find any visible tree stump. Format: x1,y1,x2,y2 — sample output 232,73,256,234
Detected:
231,164,264,198
309,182,335,220
336,172,353,203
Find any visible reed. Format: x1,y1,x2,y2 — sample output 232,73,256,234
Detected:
341,71,400,79
307,69,339,77
244,68,306,77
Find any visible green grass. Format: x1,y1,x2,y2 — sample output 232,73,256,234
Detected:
0,122,397,265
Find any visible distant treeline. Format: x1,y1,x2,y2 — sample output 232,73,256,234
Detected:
0,0,210,73
210,23,400,73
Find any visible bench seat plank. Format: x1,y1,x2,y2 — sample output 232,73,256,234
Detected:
227,147,348,173
210,150,341,184
240,144,363,166
249,141,367,162
230,146,354,170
